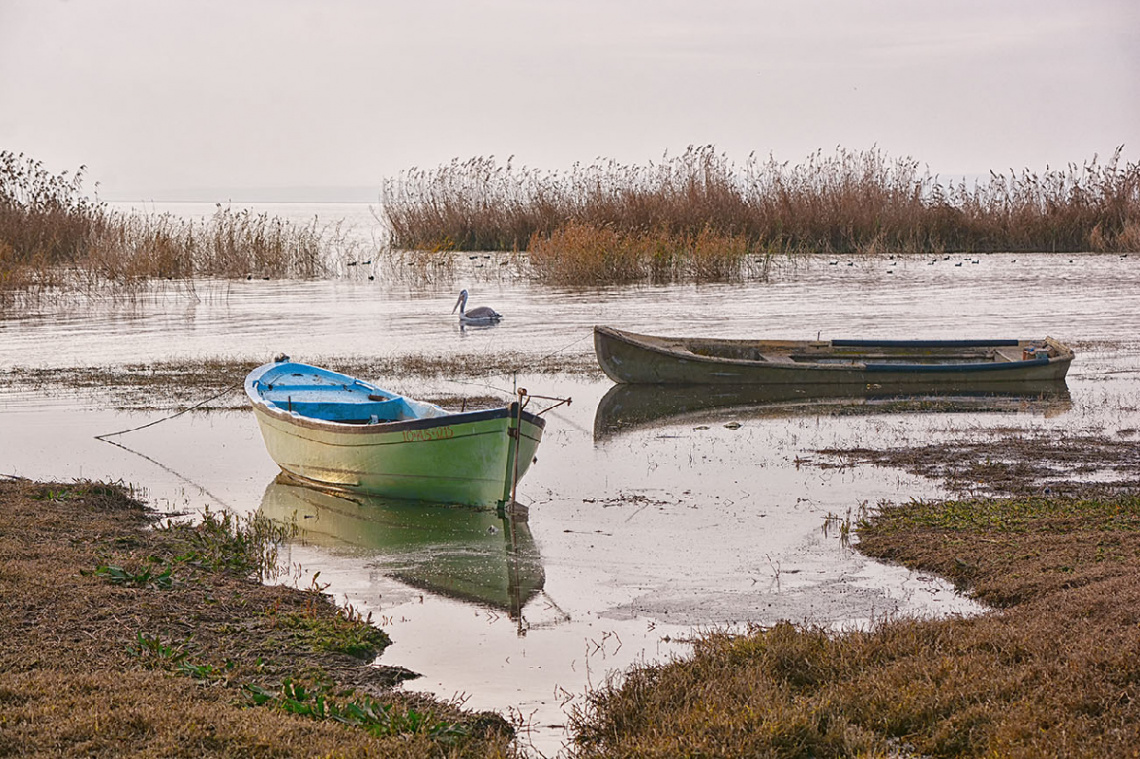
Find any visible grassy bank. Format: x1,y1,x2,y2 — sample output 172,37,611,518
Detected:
570,492,1140,757
568,431,1140,757
0,477,515,757
383,146,1140,281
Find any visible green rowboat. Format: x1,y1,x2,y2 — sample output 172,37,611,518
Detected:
245,360,545,507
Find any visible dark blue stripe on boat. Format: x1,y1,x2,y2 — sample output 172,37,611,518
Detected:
864,358,1049,373
832,339,1021,348
311,403,548,434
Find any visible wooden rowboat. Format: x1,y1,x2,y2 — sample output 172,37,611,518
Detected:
594,326,1074,385
245,360,544,507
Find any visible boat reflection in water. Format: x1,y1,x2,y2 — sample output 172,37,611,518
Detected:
258,476,544,622
594,380,1072,440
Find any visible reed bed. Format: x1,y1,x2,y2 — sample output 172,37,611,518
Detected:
383,146,1140,282
526,222,769,285
1,151,338,301
86,206,330,282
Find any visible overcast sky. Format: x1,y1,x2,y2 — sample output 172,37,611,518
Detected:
2,0,1138,201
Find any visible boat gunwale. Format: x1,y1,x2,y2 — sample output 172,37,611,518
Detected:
594,325,1075,372
245,362,547,436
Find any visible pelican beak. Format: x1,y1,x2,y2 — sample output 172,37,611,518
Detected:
452,294,462,314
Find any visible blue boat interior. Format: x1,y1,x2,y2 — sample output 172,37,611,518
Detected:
253,366,418,424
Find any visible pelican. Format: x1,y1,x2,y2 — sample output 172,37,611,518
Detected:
452,289,502,325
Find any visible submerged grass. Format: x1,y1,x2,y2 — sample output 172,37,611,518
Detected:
1,353,600,411
0,477,516,757
817,431,1140,498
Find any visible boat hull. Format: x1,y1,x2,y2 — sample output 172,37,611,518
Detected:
246,362,544,506
594,326,1074,386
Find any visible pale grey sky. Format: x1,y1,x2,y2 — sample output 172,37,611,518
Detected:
2,0,1137,201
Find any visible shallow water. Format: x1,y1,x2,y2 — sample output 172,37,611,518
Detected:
2,204,1138,755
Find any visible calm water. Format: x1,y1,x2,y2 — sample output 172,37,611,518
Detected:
2,203,1138,755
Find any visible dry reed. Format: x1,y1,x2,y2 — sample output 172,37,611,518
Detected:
525,222,768,285
382,146,1140,275
1,152,337,300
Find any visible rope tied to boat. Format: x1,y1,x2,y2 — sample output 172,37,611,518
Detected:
93,381,244,441
527,393,572,415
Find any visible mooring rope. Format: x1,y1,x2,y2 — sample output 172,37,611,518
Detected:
443,332,590,404
94,381,244,441
96,435,237,513
530,332,593,369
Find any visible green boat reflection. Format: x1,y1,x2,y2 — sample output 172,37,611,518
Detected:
258,477,544,619
594,380,1072,440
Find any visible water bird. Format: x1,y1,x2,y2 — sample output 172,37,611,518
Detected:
453,289,502,325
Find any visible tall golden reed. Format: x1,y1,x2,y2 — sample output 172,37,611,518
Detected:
1,152,330,297
382,146,1140,271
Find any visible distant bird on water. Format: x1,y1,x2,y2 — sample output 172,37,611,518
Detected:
452,289,502,325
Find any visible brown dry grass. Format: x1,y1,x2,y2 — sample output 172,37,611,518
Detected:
526,222,768,285
1,152,337,302
382,146,1140,264
568,435,1140,758
0,477,515,758
817,431,1140,498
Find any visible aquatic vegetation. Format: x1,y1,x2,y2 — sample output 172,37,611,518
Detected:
87,560,176,590
158,506,293,582
1,152,340,301
526,221,769,285
819,432,1140,497
245,679,471,743
0,353,600,414
383,146,1140,272
85,205,331,281
0,151,107,269
268,603,391,659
